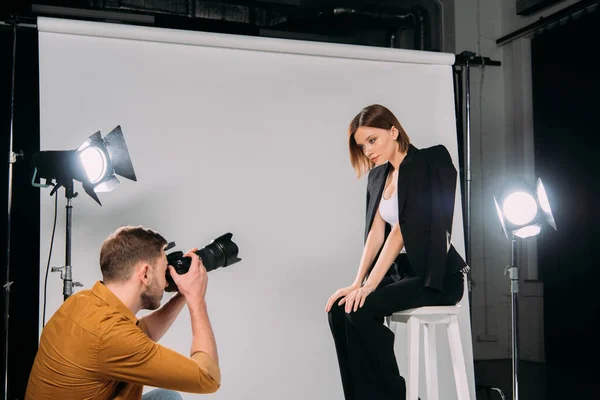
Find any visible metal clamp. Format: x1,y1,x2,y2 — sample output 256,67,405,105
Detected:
50,266,83,288
9,150,23,164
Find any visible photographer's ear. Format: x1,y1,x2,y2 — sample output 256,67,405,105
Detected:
137,263,152,286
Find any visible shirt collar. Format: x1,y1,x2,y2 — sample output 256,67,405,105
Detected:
91,281,138,324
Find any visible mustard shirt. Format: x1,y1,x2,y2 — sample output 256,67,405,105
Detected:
25,281,221,399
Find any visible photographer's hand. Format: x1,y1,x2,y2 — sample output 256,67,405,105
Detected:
169,249,208,304
168,249,218,366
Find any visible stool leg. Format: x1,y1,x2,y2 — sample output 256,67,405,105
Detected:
423,323,439,400
447,315,470,400
406,317,420,400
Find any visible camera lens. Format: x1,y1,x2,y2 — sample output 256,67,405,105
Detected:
165,232,241,292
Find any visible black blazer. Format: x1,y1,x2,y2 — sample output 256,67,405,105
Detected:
364,143,468,291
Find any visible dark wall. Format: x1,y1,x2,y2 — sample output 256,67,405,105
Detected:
532,9,600,399
0,24,41,400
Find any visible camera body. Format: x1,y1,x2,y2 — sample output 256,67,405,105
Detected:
165,232,241,292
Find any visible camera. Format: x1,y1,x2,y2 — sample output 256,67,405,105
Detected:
165,232,241,292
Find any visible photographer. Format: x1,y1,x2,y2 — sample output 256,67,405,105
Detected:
25,225,220,400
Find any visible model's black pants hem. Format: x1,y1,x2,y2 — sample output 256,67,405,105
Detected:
327,255,464,400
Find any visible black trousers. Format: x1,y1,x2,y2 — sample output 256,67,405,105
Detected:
327,255,464,400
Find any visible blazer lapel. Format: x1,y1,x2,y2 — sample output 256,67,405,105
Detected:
364,144,419,236
396,144,418,224
365,163,391,239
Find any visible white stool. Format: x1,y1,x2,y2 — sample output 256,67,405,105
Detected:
387,305,470,400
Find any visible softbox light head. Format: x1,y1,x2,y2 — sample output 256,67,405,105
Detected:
493,176,557,239
31,125,136,205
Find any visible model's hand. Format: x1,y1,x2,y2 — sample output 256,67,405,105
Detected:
325,284,360,312
340,283,376,313
168,248,208,304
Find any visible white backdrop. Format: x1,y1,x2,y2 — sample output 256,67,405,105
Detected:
37,17,475,400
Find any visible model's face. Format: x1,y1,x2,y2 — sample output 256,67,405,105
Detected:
354,126,398,166
141,251,168,310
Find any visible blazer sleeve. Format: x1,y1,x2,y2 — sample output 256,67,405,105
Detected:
424,145,457,290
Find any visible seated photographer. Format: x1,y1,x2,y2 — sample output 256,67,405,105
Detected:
25,225,221,400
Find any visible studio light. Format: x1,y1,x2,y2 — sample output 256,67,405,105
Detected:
494,176,556,239
31,125,137,205
493,176,557,400
30,125,137,302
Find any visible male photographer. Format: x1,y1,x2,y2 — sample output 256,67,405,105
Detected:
25,225,220,400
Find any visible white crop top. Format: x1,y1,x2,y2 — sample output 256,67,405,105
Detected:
379,190,406,254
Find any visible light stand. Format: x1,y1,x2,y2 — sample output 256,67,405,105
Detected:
49,184,82,301
507,234,519,400
494,176,557,400
64,187,74,300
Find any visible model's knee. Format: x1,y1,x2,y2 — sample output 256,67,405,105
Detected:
328,301,346,317
328,303,345,325
345,304,373,326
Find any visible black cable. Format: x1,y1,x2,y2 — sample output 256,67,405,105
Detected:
42,189,58,328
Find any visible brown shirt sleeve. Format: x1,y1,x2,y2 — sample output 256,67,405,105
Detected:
98,317,221,394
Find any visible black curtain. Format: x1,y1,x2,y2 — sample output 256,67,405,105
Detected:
0,24,41,399
531,10,600,399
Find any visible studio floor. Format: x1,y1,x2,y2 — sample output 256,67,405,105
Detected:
474,359,599,400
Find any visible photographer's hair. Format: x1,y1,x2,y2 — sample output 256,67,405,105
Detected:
100,226,167,282
348,104,411,179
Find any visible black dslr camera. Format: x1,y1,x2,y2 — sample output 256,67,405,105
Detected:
165,232,241,292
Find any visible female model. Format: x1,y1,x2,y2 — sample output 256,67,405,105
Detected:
325,104,468,400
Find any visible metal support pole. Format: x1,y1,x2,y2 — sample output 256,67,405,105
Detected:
49,185,81,300
63,189,73,301
508,235,520,400
465,59,473,296
454,49,504,400
454,52,500,322
50,185,81,300
3,18,19,400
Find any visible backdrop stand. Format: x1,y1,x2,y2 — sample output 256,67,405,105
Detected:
453,50,502,400
2,14,26,400
453,51,500,318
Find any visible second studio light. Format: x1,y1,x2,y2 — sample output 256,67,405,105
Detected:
493,176,556,239
493,175,557,400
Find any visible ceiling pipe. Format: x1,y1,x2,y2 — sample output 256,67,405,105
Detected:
129,1,433,50
318,6,430,49
15,2,433,50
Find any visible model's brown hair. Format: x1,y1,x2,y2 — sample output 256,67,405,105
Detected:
348,104,410,178
99,226,167,282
